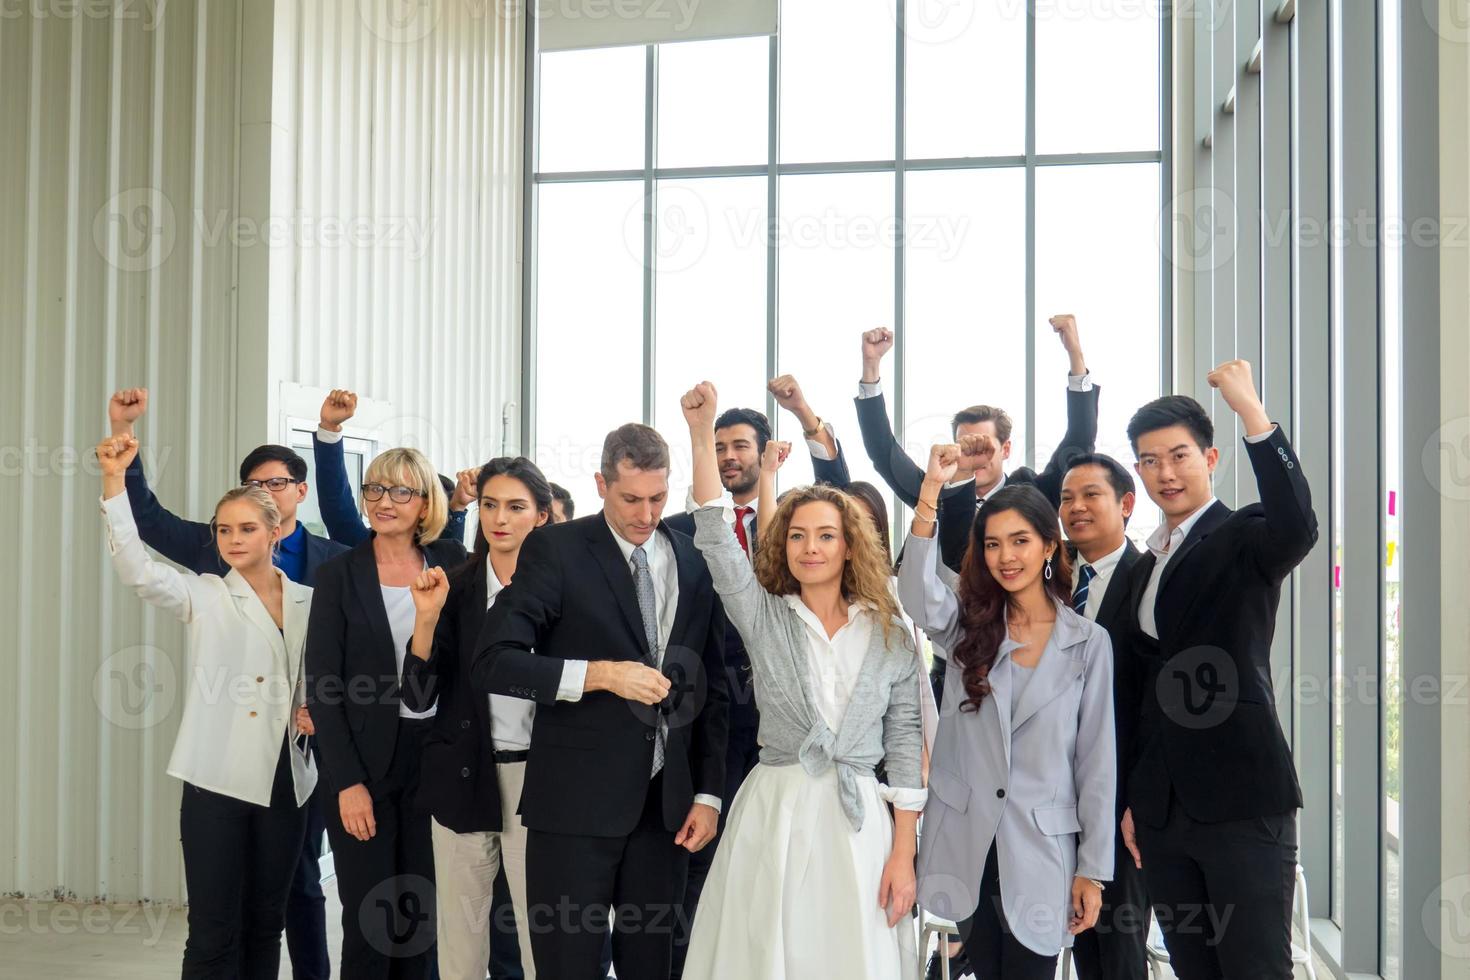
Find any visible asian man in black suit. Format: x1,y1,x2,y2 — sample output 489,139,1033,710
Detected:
1118,362,1318,980
473,423,729,980
1060,453,1150,980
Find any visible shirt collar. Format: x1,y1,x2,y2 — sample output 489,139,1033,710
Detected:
1146,496,1218,557
1078,538,1129,576
782,593,863,640
979,473,1008,503
604,515,666,565
277,522,307,555
483,555,507,598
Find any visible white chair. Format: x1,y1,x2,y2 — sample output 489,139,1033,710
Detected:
916,908,963,980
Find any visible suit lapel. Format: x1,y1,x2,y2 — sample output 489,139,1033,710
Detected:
1010,612,1087,731
989,638,1019,769
1095,542,1141,630
349,543,397,667
281,581,311,690
586,516,652,658
225,568,288,664
664,525,699,651
1156,500,1231,605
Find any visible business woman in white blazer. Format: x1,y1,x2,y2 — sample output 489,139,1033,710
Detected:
99,435,316,980
900,447,1115,980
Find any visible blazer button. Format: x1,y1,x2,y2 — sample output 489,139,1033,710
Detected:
645,731,656,741
256,676,264,684
996,788,1006,799
461,767,471,777
249,711,258,718
461,720,471,730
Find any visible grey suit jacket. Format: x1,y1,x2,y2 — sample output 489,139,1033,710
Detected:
898,532,1116,956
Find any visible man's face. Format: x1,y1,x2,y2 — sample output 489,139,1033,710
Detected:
242,460,306,524
1132,425,1219,522
595,461,670,546
1060,464,1133,553
715,424,762,496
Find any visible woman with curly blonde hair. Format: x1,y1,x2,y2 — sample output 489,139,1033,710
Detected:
678,382,924,980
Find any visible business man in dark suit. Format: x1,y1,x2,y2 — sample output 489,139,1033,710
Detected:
107,388,341,980
856,316,1101,571
1059,454,1150,980
1118,362,1318,980
473,423,729,980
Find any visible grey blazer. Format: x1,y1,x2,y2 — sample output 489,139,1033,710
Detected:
690,506,924,831
898,532,1116,956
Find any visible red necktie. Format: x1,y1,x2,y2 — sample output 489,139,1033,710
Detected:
733,506,753,556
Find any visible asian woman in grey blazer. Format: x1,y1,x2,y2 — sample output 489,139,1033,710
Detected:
900,444,1116,980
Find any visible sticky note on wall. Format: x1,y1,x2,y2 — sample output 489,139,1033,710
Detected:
1388,490,1397,516
1387,542,1396,567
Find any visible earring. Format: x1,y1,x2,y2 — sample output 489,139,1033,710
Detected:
1044,555,1054,581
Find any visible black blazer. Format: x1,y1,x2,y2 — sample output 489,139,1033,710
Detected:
306,533,469,793
1123,426,1318,826
472,513,729,839
400,558,506,834
857,385,1101,571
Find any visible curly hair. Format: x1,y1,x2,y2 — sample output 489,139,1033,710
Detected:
951,484,1073,712
752,483,910,653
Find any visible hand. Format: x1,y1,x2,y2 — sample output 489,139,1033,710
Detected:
679,381,719,431
760,440,791,474
924,444,960,485
1207,359,1263,417
294,706,315,736
674,803,719,853
1069,876,1104,934
766,374,809,416
96,435,140,477
410,567,450,618
320,389,358,432
450,467,479,511
339,783,376,841
108,388,148,435
1049,314,1081,353
861,328,894,382
878,850,918,928
957,433,997,470
1121,808,1142,869
600,661,673,705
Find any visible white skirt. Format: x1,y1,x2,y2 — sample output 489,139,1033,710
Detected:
683,762,919,979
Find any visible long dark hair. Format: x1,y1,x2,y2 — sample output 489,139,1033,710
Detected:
452,456,553,583
951,484,1073,712
843,480,893,569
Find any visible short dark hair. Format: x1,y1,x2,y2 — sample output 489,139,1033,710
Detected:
951,405,1013,443
1064,453,1137,502
549,482,575,519
600,423,670,484
239,445,307,484
713,408,771,453
1126,395,1214,454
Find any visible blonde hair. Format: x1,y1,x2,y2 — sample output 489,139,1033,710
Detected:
211,487,283,551
364,447,448,544
753,484,910,652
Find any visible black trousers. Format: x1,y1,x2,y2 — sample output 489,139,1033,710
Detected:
285,776,331,980
930,654,947,710
526,773,690,980
670,724,761,979
180,740,310,980
322,717,437,980
958,842,1060,980
1070,832,1151,980
1135,798,1298,980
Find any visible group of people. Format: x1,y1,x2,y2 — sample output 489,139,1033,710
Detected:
95,314,1317,980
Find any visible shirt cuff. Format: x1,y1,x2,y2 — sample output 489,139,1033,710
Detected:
685,488,737,521
693,794,723,814
879,784,928,812
1243,424,1279,444
555,659,589,702
943,476,976,491
806,421,838,461
1067,371,1095,392
857,380,882,399
315,426,344,444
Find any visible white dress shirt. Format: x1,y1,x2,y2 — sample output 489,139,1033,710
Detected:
783,597,872,735
484,561,536,751
382,580,438,721
1071,538,1130,622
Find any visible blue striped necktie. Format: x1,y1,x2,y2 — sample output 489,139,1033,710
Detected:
1073,563,1096,616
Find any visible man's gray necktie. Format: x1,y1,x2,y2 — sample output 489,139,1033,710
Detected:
631,544,665,777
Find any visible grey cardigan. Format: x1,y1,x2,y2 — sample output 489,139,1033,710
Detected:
690,506,924,831
899,531,1116,956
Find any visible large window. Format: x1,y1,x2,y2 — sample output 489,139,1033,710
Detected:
525,0,1168,534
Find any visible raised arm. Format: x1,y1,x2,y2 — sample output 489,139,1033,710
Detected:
1033,315,1101,505
314,389,370,546
854,328,927,507
754,438,790,544
897,445,967,650
401,565,453,712
107,388,214,570
768,374,850,488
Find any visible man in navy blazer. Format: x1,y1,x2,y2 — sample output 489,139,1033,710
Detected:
108,388,344,980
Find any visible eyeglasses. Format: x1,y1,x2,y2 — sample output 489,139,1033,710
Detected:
362,483,427,504
242,477,301,492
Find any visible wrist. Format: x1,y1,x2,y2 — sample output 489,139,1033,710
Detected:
795,406,820,432
919,477,945,498
319,419,342,433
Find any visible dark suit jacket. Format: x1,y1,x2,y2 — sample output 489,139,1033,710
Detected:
400,558,508,834
123,454,345,583
857,385,1101,571
472,513,730,839
305,534,469,793
311,431,468,547
1123,426,1317,826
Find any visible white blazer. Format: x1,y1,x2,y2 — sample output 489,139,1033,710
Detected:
102,492,317,808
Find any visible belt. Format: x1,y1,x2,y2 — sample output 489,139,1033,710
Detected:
493,749,529,764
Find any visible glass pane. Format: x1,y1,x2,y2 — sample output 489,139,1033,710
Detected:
1034,163,1163,543
904,168,1027,487
904,0,1026,159
775,171,895,507
1330,192,1347,931
780,0,897,163
1035,0,1160,154
538,46,646,172
652,176,769,496
657,37,769,168
533,181,647,516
